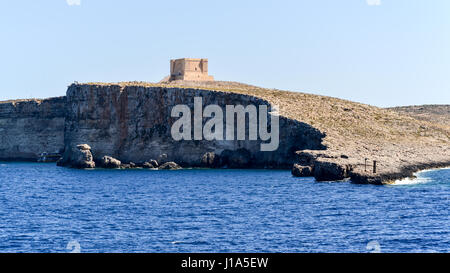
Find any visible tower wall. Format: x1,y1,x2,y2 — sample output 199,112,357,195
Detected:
169,58,214,81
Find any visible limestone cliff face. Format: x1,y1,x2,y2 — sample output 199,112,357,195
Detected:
61,84,325,168
0,97,65,160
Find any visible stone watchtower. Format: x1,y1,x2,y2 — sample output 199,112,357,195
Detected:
169,58,214,81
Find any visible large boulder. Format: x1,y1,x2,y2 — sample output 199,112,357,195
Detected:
100,156,121,169
159,161,182,170
149,159,159,168
120,162,137,169
201,152,220,168
313,160,352,181
292,164,313,177
61,144,95,169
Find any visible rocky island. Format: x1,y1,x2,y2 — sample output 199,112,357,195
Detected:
1,80,449,185
0,58,449,184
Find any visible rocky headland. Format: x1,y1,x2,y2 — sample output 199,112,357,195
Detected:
0,81,449,184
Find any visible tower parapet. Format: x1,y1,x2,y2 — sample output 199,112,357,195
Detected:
169,58,214,82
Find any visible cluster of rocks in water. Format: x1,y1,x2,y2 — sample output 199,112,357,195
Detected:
57,144,258,171
57,144,182,170
58,143,442,186
56,143,360,182
52,143,450,185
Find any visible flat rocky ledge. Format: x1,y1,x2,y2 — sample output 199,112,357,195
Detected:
292,149,450,185
350,161,450,185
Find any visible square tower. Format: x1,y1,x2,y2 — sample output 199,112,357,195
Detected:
169,58,214,81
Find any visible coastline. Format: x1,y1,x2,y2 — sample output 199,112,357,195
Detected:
1,159,449,186
293,147,450,185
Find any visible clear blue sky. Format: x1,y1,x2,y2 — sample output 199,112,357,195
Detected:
0,0,449,107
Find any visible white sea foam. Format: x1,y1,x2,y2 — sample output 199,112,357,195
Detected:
393,167,449,185
393,176,431,185
418,167,450,174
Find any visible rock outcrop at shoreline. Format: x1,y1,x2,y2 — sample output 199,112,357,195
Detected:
57,144,95,169
1,81,449,184
159,162,182,170
291,164,313,177
100,156,121,169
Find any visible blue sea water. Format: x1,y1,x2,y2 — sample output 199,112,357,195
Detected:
0,162,448,253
